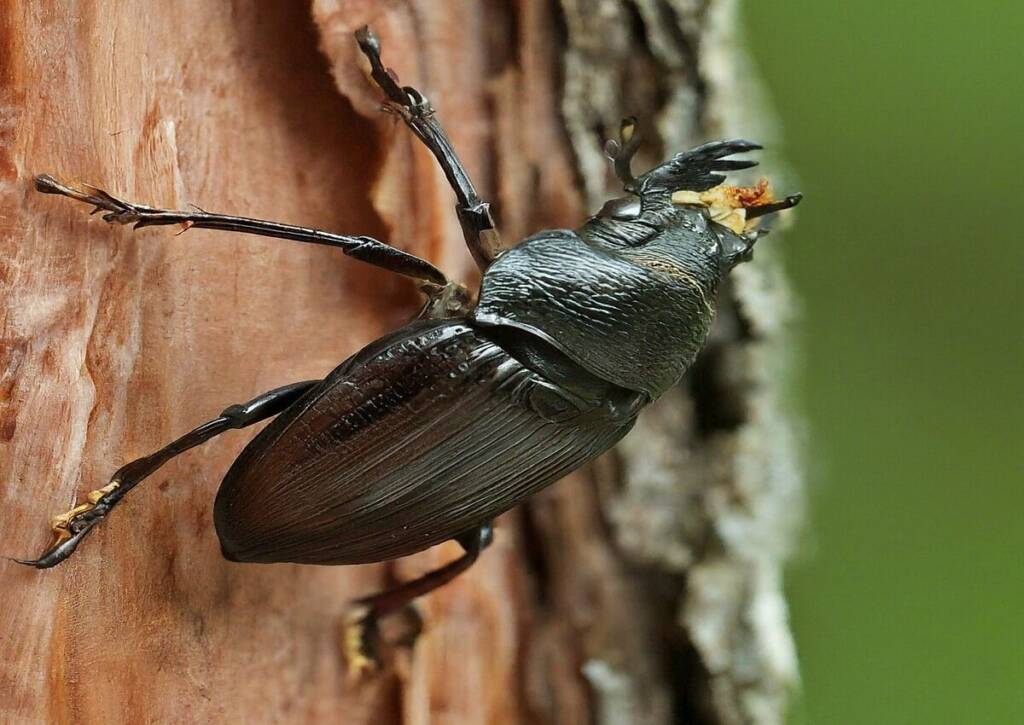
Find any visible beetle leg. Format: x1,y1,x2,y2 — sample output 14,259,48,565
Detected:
13,380,320,569
355,27,502,270
34,174,451,291
343,523,494,676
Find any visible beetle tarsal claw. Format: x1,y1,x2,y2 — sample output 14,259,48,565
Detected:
33,174,144,226
342,605,381,678
11,480,124,567
46,481,121,545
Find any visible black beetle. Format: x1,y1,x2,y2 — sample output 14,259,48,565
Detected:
18,27,800,669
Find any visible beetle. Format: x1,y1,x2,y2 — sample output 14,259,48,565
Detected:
17,26,800,669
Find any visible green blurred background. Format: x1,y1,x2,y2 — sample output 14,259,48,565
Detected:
742,1,1023,722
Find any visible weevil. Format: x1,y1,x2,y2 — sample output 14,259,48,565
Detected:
17,27,800,670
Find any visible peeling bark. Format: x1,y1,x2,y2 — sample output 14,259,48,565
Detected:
1,1,800,723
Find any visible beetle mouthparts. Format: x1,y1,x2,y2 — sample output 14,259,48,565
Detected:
672,180,801,234
745,192,803,220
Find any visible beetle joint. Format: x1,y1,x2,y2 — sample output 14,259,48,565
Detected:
221,403,254,428
381,94,435,124
417,280,472,319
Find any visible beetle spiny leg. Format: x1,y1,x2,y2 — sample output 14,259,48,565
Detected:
354,25,502,267
12,481,122,569
337,525,494,677
35,175,151,226
355,26,416,109
354,30,441,131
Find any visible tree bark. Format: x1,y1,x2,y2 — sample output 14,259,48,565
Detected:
0,1,801,723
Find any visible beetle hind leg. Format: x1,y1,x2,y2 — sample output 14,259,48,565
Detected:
343,523,494,676
13,381,319,569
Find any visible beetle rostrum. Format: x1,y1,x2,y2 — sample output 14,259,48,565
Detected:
18,27,801,673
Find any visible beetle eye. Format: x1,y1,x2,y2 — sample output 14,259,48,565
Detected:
596,196,641,221
715,229,756,270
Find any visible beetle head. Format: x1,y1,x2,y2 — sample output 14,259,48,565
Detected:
599,118,801,272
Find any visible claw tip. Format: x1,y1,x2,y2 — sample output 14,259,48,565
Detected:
34,174,62,194
7,555,42,568
354,25,379,54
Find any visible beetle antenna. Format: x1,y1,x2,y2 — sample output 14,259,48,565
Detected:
636,139,762,195
604,117,642,189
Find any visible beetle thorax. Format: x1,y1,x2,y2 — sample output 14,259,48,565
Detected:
473,213,726,400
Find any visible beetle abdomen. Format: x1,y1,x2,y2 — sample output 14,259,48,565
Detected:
214,320,638,565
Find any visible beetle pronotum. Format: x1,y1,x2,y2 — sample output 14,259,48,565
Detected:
18,26,800,671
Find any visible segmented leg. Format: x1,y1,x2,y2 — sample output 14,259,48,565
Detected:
33,175,476,320
355,27,502,269
343,523,494,676
14,381,319,569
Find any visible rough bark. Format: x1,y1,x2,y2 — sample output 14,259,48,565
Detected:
1,1,800,724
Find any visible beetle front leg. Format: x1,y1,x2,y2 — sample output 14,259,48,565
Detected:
343,523,494,676
33,175,473,317
355,27,502,270
13,381,319,569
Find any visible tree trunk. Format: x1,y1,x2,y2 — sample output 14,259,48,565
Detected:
0,1,801,723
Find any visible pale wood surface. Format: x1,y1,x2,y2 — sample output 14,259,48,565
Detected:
1,2,801,723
